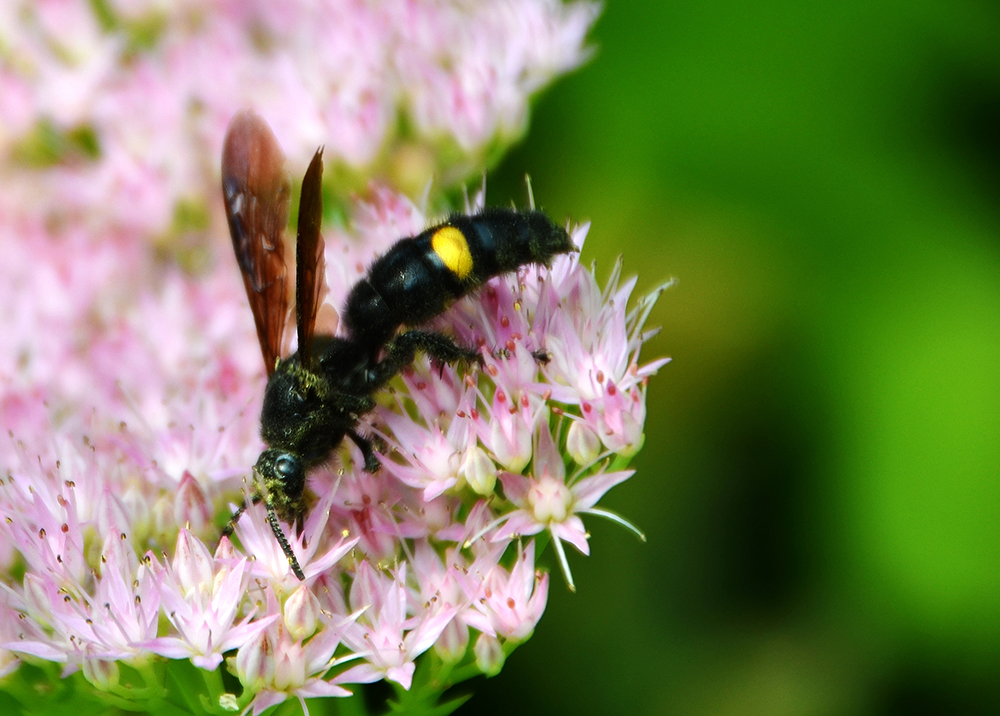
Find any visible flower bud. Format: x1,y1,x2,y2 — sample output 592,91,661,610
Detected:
95,489,132,539
214,535,236,561
474,633,505,676
435,618,469,663
235,630,275,692
617,407,645,458
218,693,239,712
173,529,214,598
284,585,321,641
121,485,150,539
174,471,212,536
566,420,600,465
489,412,532,473
273,638,306,691
82,658,119,691
151,493,173,538
461,445,497,496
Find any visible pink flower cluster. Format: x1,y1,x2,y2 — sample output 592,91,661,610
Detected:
0,0,597,236
0,182,667,712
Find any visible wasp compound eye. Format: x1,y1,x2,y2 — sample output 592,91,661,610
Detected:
275,453,299,479
274,453,304,491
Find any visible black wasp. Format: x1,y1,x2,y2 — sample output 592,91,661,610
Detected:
220,110,572,579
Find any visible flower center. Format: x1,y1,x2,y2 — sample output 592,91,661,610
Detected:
527,476,572,524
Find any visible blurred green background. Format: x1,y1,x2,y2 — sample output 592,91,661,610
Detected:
475,1,1000,714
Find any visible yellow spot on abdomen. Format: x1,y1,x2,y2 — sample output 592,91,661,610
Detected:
431,226,474,280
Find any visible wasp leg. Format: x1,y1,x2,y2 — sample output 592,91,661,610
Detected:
367,330,481,388
348,429,382,473
336,392,377,415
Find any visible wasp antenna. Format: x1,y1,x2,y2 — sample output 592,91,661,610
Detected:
265,501,306,580
525,174,535,210
221,503,247,538
222,487,263,539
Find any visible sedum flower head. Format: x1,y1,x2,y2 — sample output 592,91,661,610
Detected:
0,1,671,713
0,178,668,711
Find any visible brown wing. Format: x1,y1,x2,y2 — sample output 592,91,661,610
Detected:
221,110,291,376
295,148,326,371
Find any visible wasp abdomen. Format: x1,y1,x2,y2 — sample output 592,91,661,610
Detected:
344,208,572,352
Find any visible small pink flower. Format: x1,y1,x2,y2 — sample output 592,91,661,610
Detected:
481,388,538,473
378,408,463,501
0,0,596,236
339,562,456,691
234,589,356,715
145,530,266,670
537,237,674,457
6,529,159,666
409,541,479,663
233,489,359,583
461,541,548,643
330,469,405,562
492,423,635,590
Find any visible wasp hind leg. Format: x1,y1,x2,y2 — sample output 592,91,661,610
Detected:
368,330,482,388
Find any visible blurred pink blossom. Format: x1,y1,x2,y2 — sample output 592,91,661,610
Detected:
0,0,597,236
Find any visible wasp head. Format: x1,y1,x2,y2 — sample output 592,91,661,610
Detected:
253,448,307,522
